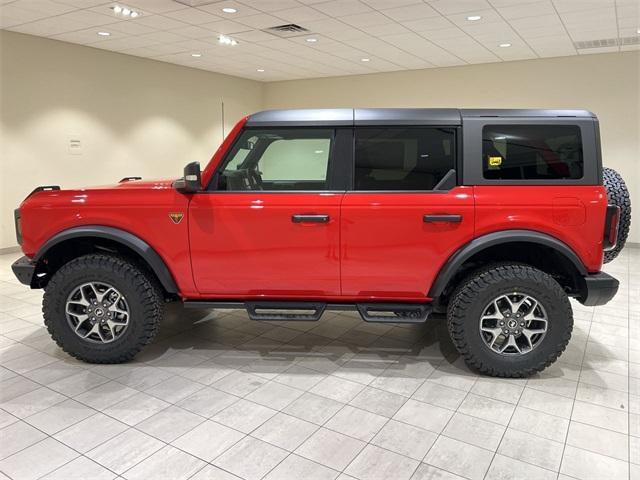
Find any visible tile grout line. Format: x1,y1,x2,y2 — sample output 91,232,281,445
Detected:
556,299,596,479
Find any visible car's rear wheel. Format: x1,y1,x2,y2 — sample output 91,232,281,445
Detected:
43,253,163,363
603,167,631,263
447,263,573,377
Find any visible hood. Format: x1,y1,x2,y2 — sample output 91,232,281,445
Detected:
92,178,176,190
20,178,179,209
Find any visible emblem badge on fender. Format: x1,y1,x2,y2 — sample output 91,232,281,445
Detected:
169,212,184,224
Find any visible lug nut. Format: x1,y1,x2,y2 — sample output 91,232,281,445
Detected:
520,322,525,327
500,321,505,326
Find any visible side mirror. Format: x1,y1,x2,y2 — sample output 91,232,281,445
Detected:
174,161,201,193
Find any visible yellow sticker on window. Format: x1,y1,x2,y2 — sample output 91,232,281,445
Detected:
488,156,503,167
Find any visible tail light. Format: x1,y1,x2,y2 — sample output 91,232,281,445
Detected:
603,205,620,251
14,209,22,245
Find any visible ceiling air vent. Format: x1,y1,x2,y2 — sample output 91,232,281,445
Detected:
264,23,310,38
574,36,639,49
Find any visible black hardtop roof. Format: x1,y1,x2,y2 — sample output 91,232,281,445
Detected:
245,108,596,127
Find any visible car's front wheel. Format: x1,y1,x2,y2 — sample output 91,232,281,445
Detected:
43,253,163,363
447,263,573,377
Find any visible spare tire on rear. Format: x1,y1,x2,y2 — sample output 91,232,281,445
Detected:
603,167,631,263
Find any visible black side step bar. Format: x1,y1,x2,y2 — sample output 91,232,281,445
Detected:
246,302,326,321
183,301,432,323
357,303,431,323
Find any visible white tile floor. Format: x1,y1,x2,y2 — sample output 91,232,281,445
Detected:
0,249,637,480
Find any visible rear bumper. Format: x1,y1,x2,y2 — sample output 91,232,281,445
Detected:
11,256,36,287
578,272,619,306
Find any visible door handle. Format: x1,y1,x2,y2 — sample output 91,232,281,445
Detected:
423,214,462,223
292,214,330,223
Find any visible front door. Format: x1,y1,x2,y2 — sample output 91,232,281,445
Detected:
189,127,346,297
340,126,475,300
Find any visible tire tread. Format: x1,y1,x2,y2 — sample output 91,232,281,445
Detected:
42,253,162,363
447,263,572,378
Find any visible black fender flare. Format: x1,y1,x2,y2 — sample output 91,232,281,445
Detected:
35,225,178,294
428,229,587,298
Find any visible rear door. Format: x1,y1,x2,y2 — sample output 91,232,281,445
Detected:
189,127,349,297
340,126,475,299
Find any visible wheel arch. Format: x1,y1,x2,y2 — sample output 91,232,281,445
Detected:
33,226,178,295
429,230,587,302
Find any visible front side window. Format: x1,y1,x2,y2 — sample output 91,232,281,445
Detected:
213,128,333,191
354,127,456,191
483,125,583,180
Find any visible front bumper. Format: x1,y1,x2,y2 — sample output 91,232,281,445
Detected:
578,272,619,306
12,256,36,287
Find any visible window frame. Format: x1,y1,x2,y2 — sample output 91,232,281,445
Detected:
348,125,460,193
461,117,599,186
206,126,351,193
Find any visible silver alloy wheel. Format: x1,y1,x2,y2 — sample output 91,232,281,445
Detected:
479,293,548,356
65,282,129,344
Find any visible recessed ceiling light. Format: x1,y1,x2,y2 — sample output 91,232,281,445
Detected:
111,5,140,18
97,31,111,36
191,53,202,57
257,68,265,72
499,43,512,47
361,58,370,62
222,7,237,13
637,28,640,34
218,34,238,46
466,15,482,21
306,38,318,43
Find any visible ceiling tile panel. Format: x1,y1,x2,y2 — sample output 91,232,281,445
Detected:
163,7,221,25
1,0,634,81
495,1,557,19
379,3,440,22
428,0,492,15
312,0,372,17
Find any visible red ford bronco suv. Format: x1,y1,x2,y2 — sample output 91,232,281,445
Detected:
12,109,631,377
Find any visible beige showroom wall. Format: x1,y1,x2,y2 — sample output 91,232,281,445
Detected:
264,52,640,243
0,31,263,250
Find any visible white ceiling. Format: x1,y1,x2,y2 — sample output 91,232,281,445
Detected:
2,0,639,81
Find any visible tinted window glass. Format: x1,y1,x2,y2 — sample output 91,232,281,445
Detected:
214,129,333,191
483,125,583,180
354,128,456,191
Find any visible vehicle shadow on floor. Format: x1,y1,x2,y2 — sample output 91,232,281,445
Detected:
127,303,479,382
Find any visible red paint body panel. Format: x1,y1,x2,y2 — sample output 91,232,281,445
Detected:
473,186,607,273
189,192,342,296
340,187,475,298
19,180,197,296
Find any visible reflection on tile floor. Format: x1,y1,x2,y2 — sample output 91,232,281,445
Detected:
0,249,637,480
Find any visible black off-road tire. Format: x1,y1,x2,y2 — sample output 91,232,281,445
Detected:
447,264,573,377
43,253,163,363
603,167,631,263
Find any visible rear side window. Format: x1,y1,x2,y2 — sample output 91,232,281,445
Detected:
483,125,583,180
354,127,456,191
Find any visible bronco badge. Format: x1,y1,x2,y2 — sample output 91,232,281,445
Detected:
169,212,184,224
